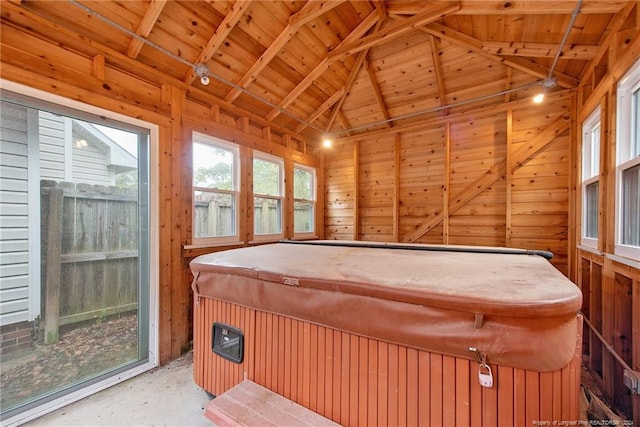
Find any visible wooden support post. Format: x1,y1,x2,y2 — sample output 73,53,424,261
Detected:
590,261,603,375
284,158,294,239
353,141,360,241
568,94,579,281
316,151,325,239
603,90,617,255
241,146,253,243
602,256,616,402
44,186,63,344
443,123,450,244
237,116,250,133
506,110,513,247
392,134,400,242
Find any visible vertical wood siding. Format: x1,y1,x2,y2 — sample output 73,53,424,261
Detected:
399,127,446,244
325,141,357,240
194,296,582,427
359,135,396,241
325,97,572,275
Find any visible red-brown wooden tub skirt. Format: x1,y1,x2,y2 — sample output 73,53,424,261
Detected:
191,241,583,426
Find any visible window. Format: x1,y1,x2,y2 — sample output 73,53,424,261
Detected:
293,165,316,235
253,152,283,238
192,133,239,243
581,107,601,248
616,59,640,260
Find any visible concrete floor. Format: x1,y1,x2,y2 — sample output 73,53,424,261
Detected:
24,352,214,427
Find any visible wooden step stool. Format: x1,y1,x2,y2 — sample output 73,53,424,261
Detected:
204,380,342,426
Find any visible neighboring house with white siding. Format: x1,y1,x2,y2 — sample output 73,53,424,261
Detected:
0,102,136,340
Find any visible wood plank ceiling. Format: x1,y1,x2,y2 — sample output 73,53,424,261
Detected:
0,1,628,145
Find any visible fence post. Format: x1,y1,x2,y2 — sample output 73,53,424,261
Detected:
44,186,64,344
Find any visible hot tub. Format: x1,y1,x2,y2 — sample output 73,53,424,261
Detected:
191,240,583,426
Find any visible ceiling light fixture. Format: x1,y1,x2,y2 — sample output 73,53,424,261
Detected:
533,0,582,104
533,77,557,104
322,136,332,148
195,63,210,86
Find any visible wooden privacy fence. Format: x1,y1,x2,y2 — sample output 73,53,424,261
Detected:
41,180,138,344
194,198,313,236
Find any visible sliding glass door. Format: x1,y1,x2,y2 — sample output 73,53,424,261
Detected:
0,90,152,421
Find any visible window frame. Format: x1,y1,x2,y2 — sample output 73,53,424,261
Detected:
191,132,240,245
581,106,601,249
615,59,640,260
293,163,317,238
252,151,284,241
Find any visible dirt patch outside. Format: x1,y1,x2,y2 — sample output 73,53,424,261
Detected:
1,314,138,412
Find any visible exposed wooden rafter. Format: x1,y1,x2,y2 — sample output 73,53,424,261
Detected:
294,88,345,133
325,48,370,132
264,10,380,121
387,1,627,16
482,41,599,60
337,110,352,136
504,67,513,103
183,0,251,84
422,23,580,88
224,0,347,103
363,58,392,127
373,0,389,23
429,35,448,116
327,2,460,62
126,0,167,59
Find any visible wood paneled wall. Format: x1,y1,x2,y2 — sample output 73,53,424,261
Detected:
0,21,321,364
574,5,640,422
325,96,573,275
194,296,583,427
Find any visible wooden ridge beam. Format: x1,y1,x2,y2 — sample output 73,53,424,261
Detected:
183,0,251,84
422,22,579,88
126,0,167,59
265,10,380,122
327,2,460,62
224,0,346,103
402,114,571,243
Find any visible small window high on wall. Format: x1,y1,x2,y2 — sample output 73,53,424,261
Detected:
192,132,239,244
616,59,640,260
294,164,316,236
581,107,601,249
253,152,283,239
